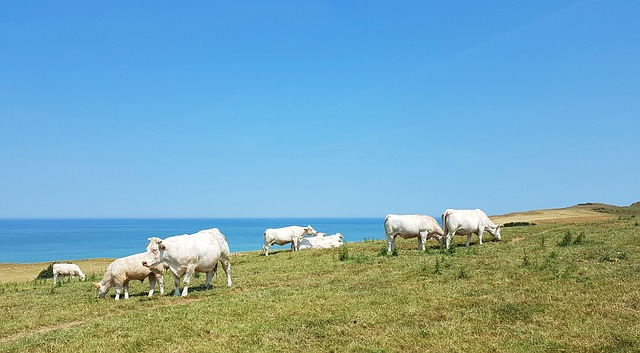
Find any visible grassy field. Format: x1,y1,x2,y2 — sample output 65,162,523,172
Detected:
1,209,639,352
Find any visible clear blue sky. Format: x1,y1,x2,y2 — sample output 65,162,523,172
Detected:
1,1,638,218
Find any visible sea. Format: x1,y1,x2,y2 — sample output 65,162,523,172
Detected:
0,218,385,264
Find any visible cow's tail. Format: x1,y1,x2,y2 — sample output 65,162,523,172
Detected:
383,214,392,236
441,210,450,235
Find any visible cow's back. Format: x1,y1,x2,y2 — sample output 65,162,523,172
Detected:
264,226,304,245
174,231,220,271
443,209,484,233
385,214,437,236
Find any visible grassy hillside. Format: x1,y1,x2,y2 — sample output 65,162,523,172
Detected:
1,217,639,352
491,202,639,224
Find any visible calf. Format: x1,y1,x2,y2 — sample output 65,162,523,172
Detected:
52,263,86,285
94,252,166,300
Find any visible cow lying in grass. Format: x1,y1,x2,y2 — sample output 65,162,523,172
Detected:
299,233,344,250
94,253,166,300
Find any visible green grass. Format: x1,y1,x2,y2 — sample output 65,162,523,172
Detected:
1,219,640,352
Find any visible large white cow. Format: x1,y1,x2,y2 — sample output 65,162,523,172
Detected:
384,214,444,253
94,252,166,300
442,209,502,249
142,228,232,297
263,225,317,256
299,233,344,250
52,263,86,285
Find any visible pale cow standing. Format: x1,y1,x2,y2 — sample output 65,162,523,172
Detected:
52,263,86,285
263,225,317,256
143,228,232,297
94,252,166,300
299,233,344,250
442,209,502,249
383,214,444,253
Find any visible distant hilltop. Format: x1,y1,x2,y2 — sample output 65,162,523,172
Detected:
491,202,639,225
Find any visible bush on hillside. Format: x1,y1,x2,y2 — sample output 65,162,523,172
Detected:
504,222,536,227
36,263,57,280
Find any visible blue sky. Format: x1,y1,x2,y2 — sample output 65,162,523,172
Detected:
1,1,638,218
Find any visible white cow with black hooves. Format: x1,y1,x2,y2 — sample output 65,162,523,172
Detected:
442,209,502,249
384,214,444,253
263,225,317,256
143,228,232,297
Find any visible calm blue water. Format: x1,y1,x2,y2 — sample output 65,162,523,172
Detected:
0,218,384,263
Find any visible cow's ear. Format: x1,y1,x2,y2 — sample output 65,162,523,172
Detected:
159,242,166,251
93,283,100,289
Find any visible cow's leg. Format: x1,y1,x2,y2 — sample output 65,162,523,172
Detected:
418,232,428,251
123,281,130,300
148,275,156,297
53,274,58,285
115,283,122,300
386,235,396,253
263,242,271,256
172,272,181,296
158,273,165,295
478,227,485,245
181,264,197,297
221,258,232,287
445,233,453,250
205,266,215,290
466,233,472,247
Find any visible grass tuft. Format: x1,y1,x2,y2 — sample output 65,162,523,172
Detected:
558,229,573,247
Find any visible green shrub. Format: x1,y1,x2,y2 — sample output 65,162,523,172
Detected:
573,232,586,245
338,245,350,261
504,222,536,227
558,230,573,247
36,263,56,280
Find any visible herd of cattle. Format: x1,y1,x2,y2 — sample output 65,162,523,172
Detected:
51,208,501,300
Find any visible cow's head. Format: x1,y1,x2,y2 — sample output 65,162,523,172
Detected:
143,237,166,268
94,282,110,298
79,272,86,281
304,225,317,236
494,224,502,241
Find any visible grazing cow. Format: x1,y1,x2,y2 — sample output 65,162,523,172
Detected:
52,263,86,285
442,209,502,249
143,228,232,297
94,253,166,300
299,233,344,250
384,214,444,253
263,225,317,256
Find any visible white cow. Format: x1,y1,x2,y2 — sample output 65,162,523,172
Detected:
52,263,86,285
442,209,502,249
299,233,344,250
94,253,166,300
384,214,444,253
143,228,232,297
263,225,317,256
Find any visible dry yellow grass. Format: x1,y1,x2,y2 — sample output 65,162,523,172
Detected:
0,258,113,284
491,206,615,225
